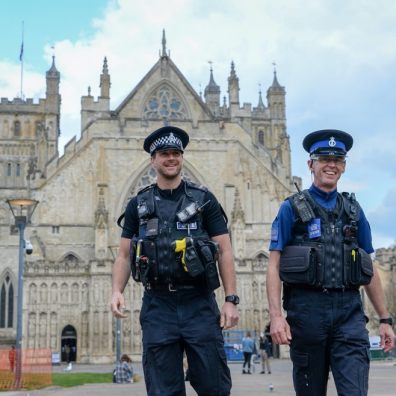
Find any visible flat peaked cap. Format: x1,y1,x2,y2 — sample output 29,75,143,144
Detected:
143,126,189,155
303,129,353,156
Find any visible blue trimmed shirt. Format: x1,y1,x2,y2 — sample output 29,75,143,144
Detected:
269,184,374,254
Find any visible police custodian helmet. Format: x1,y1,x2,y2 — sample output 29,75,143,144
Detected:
303,129,353,157
144,126,189,155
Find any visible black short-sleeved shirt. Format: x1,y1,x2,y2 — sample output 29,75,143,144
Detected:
121,181,228,239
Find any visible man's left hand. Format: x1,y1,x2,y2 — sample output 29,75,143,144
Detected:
220,302,239,329
380,324,395,353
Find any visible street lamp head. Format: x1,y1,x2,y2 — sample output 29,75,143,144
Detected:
6,198,39,225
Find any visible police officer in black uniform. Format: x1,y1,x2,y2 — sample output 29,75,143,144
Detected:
111,126,239,396
266,129,395,395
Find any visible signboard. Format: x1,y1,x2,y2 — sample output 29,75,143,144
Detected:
51,352,61,365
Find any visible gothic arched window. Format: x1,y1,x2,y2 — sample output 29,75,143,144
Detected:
0,273,14,328
258,130,265,146
143,85,187,120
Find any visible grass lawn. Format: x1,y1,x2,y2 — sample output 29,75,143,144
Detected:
52,372,113,387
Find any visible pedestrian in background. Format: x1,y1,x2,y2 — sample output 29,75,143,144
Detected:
241,331,254,374
115,354,134,384
259,334,271,374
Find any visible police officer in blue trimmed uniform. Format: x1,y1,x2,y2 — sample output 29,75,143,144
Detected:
266,129,395,395
111,126,239,396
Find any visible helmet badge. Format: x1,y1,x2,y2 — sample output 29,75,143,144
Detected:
328,137,336,147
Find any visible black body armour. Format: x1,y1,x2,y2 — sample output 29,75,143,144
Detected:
134,181,215,287
279,190,373,289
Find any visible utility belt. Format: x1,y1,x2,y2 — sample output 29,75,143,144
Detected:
279,244,373,289
145,282,206,292
131,237,220,291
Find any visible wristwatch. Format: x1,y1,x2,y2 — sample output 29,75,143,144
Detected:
379,317,394,327
225,295,240,305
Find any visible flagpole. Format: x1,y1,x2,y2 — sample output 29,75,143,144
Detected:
20,21,24,99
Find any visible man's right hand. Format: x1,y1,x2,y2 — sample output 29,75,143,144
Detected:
270,316,292,345
111,291,128,319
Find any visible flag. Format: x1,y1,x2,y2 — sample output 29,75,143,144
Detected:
19,41,24,61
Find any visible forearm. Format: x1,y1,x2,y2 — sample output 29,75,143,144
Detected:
212,234,237,295
218,250,237,295
112,256,131,294
266,251,283,319
364,266,389,318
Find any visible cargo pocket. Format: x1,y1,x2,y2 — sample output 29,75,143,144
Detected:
345,247,373,286
280,245,318,286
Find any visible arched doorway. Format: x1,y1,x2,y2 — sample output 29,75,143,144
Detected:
61,325,77,362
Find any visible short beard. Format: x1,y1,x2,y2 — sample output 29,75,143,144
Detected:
157,167,182,180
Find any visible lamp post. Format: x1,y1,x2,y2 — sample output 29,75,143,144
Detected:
6,198,39,389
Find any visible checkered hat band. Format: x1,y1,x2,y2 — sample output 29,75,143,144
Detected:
150,133,183,154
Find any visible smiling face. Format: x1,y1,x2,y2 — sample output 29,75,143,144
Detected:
309,155,346,192
151,149,183,184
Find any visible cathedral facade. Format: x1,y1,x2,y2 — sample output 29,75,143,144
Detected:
0,35,297,363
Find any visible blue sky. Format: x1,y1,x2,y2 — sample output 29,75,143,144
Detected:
1,0,396,249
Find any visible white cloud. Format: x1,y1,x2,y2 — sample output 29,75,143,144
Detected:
0,61,44,100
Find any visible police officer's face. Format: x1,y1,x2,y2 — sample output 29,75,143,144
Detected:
151,149,183,179
309,156,346,191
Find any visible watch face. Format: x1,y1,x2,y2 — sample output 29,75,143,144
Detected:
226,295,240,305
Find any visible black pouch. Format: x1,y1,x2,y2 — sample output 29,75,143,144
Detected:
345,247,373,286
184,242,205,277
130,239,158,284
280,245,318,286
195,240,220,290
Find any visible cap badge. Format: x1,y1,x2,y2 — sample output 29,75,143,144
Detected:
168,132,177,143
328,137,336,147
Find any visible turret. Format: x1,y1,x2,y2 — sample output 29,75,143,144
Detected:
45,56,61,114
80,58,111,131
227,61,240,106
44,56,61,162
204,66,220,116
46,56,60,96
99,57,111,98
267,68,286,120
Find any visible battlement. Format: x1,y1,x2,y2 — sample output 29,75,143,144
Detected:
0,96,47,112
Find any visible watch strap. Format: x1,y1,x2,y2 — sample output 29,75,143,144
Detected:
225,295,240,305
379,317,394,326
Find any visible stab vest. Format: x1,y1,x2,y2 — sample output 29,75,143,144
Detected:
287,190,365,289
136,181,211,285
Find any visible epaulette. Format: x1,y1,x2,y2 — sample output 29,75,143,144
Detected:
137,183,156,195
185,180,208,192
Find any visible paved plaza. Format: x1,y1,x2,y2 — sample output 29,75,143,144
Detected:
2,359,395,395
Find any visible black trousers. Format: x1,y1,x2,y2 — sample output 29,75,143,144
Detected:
242,352,252,370
140,288,231,396
285,288,370,396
